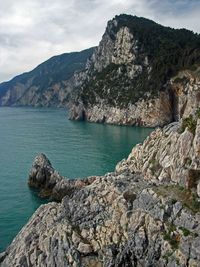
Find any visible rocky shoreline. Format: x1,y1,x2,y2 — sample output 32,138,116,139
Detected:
69,91,172,127
1,119,200,267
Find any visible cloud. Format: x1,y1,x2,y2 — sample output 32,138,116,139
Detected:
0,0,200,82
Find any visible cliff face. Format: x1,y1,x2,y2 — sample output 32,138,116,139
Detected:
1,118,200,266
1,14,200,267
1,15,200,127
0,48,94,107
69,15,200,127
116,119,200,197
170,68,200,121
69,92,172,127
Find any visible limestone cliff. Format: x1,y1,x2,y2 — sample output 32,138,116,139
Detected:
117,118,200,197
69,15,200,127
1,118,200,266
1,15,200,127
1,14,200,267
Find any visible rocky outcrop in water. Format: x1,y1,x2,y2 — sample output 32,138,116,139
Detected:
1,118,200,266
28,153,95,201
1,14,200,267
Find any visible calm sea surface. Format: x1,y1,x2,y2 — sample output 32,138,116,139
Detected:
0,107,152,251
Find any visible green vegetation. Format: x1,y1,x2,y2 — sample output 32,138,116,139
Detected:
181,115,197,134
180,107,200,134
189,192,200,212
149,157,161,176
81,14,200,108
162,251,173,261
195,107,200,118
154,185,200,213
179,227,191,237
162,224,182,251
163,224,180,250
0,47,95,100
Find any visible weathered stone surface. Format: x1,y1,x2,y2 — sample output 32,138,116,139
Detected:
170,69,200,121
1,150,200,266
69,92,172,127
28,153,95,201
69,18,200,128
116,120,200,193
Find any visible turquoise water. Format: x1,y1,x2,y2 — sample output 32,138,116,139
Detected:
0,107,152,252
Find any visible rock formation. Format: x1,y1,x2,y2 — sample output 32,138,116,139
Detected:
69,15,200,127
117,118,200,197
28,154,95,201
1,14,200,267
1,15,200,127
1,116,200,266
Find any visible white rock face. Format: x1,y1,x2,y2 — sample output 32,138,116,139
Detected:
91,24,139,72
112,27,136,65
1,152,200,267
170,69,200,120
116,119,200,192
75,91,172,127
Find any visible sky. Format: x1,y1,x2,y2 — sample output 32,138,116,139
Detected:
0,0,200,83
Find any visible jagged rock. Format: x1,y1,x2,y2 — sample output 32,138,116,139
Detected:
69,15,200,127
1,150,200,266
77,243,93,254
69,92,172,127
116,119,200,193
28,153,95,201
1,14,200,266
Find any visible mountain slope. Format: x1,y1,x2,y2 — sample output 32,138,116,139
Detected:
69,14,200,127
0,47,95,107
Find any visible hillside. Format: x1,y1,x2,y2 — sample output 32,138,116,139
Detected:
69,14,200,127
0,47,94,107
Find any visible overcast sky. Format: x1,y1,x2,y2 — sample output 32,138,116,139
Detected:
0,0,200,83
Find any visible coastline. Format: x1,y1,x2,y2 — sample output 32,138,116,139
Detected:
1,120,200,266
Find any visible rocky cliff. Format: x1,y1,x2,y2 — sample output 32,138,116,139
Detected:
1,15,200,127
69,15,200,127
0,48,94,107
1,115,200,266
1,14,200,267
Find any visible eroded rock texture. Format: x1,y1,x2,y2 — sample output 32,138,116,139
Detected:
2,121,200,267
69,15,200,127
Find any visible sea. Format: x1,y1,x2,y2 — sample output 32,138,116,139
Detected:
0,107,152,252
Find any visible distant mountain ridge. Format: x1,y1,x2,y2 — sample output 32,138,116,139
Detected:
0,47,95,107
